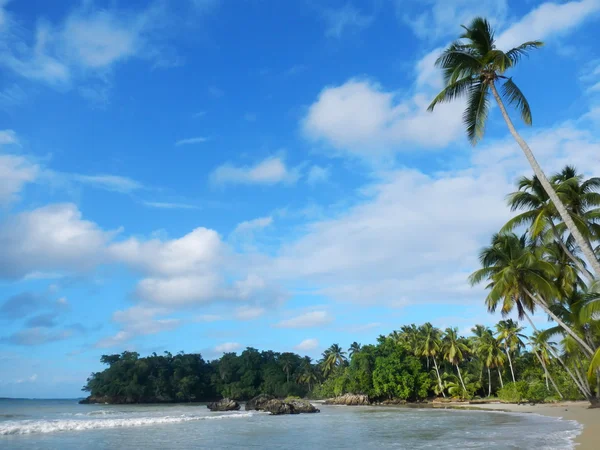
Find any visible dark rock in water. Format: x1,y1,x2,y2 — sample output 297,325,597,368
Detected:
245,395,319,415
324,393,370,406
207,398,240,411
245,394,275,411
263,399,298,415
288,399,320,413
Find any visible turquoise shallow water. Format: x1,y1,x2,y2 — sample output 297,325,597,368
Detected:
0,399,581,449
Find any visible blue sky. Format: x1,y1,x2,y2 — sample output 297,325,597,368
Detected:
1,0,600,398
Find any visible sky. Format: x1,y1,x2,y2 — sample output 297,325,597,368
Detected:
0,0,600,398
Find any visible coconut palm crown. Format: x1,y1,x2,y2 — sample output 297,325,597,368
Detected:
427,17,542,144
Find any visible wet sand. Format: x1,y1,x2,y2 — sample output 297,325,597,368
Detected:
455,401,599,449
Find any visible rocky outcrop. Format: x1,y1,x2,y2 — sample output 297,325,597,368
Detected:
324,393,370,406
207,398,240,411
245,394,275,411
245,395,319,415
288,399,320,413
263,399,299,415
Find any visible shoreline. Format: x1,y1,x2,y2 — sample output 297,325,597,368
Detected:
447,401,598,449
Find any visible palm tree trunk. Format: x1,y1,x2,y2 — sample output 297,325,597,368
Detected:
505,347,516,383
456,365,467,396
490,81,600,279
498,368,504,388
487,367,492,397
534,350,563,398
546,344,592,398
433,356,446,398
524,289,594,356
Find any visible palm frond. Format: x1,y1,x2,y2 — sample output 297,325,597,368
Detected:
427,77,474,111
463,81,490,145
501,78,532,125
505,41,543,64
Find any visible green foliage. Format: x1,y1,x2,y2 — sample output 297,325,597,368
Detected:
497,381,529,403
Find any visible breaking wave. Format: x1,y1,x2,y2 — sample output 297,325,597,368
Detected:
0,412,254,435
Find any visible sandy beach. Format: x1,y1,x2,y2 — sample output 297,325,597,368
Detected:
453,401,599,449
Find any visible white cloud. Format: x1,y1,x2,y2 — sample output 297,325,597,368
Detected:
234,305,266,320
306,165,330,186
496,0,600,50
0,154,39,205
400,0,508,41
214,342,241,353
275,311,333,329
72,174,143,193
294,338,319,352
110,227,224,276
210,156,300,186
135,274,225,306
303,79,464,159
0,2,170,90
96,306,181,348
175,137,208,146
0,203,114,280
233,216,273,234
321,4,373,38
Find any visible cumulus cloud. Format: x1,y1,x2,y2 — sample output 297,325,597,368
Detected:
210,156,300,186
294,338,319,352
0,203,114,280
303,79,464,159
275,311,333,329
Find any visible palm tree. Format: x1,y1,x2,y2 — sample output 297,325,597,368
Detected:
552,166,600,252
529,331,563,398
298,357,319,391
495,319,525,383
321,344,347,377
471,325,501,396
281,357,293,384
469,232,595,356
418,323,446,397
502,173,594,283
442,327,470,396
348,342,362,359
428,17,600,278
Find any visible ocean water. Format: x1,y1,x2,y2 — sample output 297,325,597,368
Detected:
0,399,581,449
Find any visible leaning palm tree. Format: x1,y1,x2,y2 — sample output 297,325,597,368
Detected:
419,323,446,397
495,319,525,383
428,17,600,278
469,232,595,356
442,327,470,396
529,331,563,398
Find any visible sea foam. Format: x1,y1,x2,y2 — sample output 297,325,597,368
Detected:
0,412,254,435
